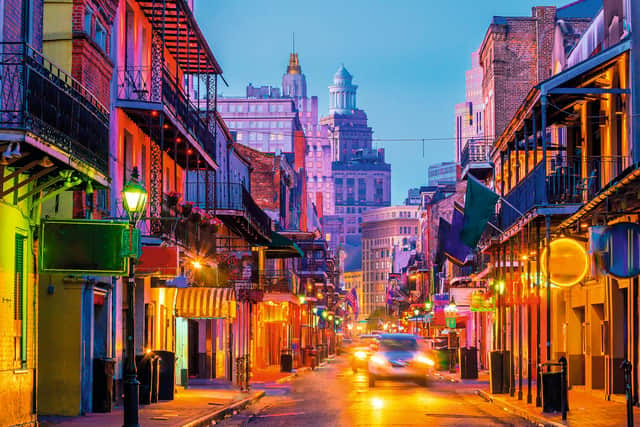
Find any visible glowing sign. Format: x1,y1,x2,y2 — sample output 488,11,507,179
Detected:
540,237,589,287
600,222,640,278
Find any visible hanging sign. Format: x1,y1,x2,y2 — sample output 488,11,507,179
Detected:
600,222,640,278
540,237,589,287
470,291,495,312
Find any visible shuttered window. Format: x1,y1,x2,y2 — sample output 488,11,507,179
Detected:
14,233,26,366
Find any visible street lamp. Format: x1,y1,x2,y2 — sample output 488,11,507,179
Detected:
121,167,148,427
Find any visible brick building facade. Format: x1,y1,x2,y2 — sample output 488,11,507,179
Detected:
479,7,556,145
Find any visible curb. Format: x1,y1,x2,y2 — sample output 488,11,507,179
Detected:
433,371,461,383
475,389,564,427
181,390,265,427
274,366,313,384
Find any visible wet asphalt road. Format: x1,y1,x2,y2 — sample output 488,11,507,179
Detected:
215,357,530,427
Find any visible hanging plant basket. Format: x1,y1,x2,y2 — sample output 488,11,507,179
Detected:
167,192,181,207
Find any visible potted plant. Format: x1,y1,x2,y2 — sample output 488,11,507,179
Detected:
190,205,202,222
180,201,193,217
167,191,181,207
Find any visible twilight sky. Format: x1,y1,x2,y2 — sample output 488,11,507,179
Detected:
195,0,561,204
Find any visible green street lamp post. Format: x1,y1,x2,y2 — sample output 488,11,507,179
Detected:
121,167,148,427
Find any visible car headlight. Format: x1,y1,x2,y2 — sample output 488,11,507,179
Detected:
354,350,368,360
415,355,435,366
370,355,387,366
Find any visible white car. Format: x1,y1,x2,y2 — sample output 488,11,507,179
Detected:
367,333,435,387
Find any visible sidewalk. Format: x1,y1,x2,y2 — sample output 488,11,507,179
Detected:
39,382,264,427
438,369,640,426
251,364,312,384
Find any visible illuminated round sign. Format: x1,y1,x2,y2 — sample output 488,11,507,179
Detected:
600,222,640,278
540,237,589,287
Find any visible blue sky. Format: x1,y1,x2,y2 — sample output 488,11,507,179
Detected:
195,0,561,204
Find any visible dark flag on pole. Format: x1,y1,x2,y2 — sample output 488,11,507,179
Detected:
461,175,499,248
444,203,474,266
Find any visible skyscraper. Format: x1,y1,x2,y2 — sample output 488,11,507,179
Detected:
321,65,391,263
217,49,334,216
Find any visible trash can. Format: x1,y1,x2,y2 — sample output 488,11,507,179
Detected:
280,349,293,372
490,350,511,394
154,350,176,401
180,368,189,389
93,358,115,413
304,346,317,368
541,371,568,413
136,353,159,405
459,347,478,379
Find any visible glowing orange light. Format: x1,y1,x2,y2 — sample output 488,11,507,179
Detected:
540,237,589,287
187,149,193,155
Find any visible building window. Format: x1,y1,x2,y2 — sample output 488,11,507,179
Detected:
84,8,93,34
95,21,107,50
249,104,256,112
358,178,366,201
278,105,284,112
14,233,26,366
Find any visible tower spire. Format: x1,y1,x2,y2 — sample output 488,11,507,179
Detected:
287,33,301,75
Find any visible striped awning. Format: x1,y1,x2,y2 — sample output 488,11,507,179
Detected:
175,287,236,319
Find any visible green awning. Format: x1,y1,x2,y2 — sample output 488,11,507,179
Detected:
266,231,303,259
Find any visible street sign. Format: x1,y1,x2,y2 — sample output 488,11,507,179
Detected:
40,220,129,275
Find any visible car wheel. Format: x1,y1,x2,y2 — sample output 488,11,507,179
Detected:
352,366,357,373
417,377,428,387
369,374,376,387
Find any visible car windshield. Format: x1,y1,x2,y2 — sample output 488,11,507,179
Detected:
379,338,418,351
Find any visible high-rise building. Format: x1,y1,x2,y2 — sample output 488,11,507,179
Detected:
361,206,419,317
217,50,334,215
321,65,391,259
427,161,457,186
454,50,485,167
217,94,300,153
404,188,422,206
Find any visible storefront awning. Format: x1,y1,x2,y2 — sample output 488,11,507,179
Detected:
265,231,303,259
175,287,236,319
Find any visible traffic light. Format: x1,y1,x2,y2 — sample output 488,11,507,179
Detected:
424,300,433,312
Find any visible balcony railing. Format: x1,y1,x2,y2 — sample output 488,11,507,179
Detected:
261,270,296,294
0,42,109,174
500,154,632,229
299,259,328,273
116,66,216,162
185,181,272,239
461,140,492,168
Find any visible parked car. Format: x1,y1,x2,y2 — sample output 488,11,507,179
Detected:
367,333,435,387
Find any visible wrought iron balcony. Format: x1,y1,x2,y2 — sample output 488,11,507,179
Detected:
0,42,109,175
499,154,632,230
460,139,492,180
185,181,272,244
261,270,297,294
116,66,216,163
299,259,328,273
